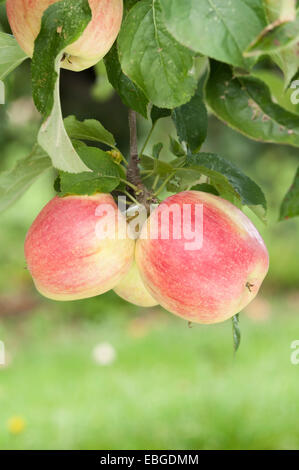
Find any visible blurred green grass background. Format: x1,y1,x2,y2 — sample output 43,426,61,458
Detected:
0,54,298,450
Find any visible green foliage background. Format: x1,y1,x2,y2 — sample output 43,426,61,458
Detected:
0,54,298,449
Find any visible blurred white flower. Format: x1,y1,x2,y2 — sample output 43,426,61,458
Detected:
92,342,116,366
0,349,12,370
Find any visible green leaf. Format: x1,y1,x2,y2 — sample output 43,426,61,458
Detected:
59,147,121,196
169,152,267,220
37,57,90,173
152,142,163,159
33,0,92,173
269,1,299,88
245,6,299,57
104,43,148,118
172,72,208,153
76,146,120,174
59,172,120,196
232,314,241,353
263,0,296,21
169,137,186,157
271,46,299,89
170,156,186,169
64,115,116,148
270,3,299,88
249,2,299,87
140,154,173,176
0,145,51,213
160,0,267,68
124,0,140,12
253,69,299,115
206,61,299,148
190,183,219,196
0,32,27,80
279,166,299,220
189,153,267,215
151,106,171,125
118,0,197,109
166,174,187,193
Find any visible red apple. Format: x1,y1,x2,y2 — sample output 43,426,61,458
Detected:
6,0,123,71
114,262,159,307
136,191,269,324
25,194,134,301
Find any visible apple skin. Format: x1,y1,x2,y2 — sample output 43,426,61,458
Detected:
6,0,123,71
114,262,159,307
136,191,269,324
25,194,134,301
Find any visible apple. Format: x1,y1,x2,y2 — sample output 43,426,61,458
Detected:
114,262,159,307
136,191,269,324
25,194,134,301
6,0,123,71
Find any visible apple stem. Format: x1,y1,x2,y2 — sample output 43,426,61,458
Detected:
119,178,138,192
140,121,157,156
123,190,139,206
246,282,254,292
152,175,160,191
154,173,175,196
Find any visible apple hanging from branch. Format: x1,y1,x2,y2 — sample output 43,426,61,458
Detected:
25,194,135,301
6,0,124,71
114,262,159,308
136,191,269,324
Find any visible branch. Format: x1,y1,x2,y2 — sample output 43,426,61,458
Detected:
126,109,157,211
127,110,142,187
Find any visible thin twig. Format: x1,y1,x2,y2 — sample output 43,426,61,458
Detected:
154,172,175,196
152,175,160,191
127,110,142,187
120,178,138,192
126,109,157,211
124,190,139,206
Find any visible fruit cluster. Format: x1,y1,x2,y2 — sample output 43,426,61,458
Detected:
25,191,269,324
